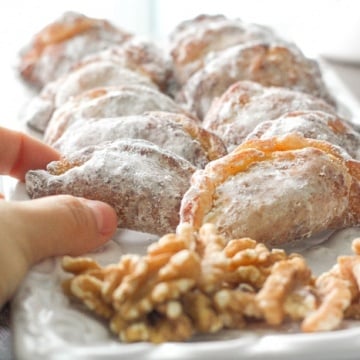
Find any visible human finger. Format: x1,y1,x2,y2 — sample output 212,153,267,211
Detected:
0,126,60,181
0,195,118,264
0,195,117,307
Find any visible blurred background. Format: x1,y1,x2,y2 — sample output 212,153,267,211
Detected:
153,0,360,61
0,0,359,127
0,0,358,60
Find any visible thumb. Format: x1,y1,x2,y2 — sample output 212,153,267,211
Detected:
1,195,118,265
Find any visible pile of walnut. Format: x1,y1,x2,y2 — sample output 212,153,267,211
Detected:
62,223,360,343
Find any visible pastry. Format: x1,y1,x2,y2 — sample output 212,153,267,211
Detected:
77,36,173,92
18,11,132,88
22,61,158,133
25,139,196,236
180,134,360,247
203,80,338,151
53,111,227,168
245,110,360,160
177,42,336,119
43,85,195,146
169,14,281,85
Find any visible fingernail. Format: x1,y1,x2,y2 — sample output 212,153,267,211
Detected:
82,199,117,236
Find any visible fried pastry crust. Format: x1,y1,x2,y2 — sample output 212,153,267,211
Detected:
18,11,132,88
245,110,360,160
53,111,227,168
180,134,360,246
169,14,280,85
43,85,195,146
177,42,335,119
25,139,196,235
203,81,338,150
76,37,173,92
23,61,158,133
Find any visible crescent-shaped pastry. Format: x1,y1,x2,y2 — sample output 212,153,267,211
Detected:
26,139,196,236
43,85,195,146
245,110,360,160
177,42,335,119
22,61,158,133
179,134,360,247
18,11,132,88
52,111,227,168
76,37,172,92
169,14,280,85
203,80,338,150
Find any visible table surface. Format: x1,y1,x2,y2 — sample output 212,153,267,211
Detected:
1,59,360,360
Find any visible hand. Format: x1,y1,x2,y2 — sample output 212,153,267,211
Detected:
0,127,118,307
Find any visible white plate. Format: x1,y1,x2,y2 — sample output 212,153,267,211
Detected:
8,63,360,360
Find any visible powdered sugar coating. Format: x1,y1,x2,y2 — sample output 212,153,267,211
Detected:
23,61,157,133
26,139,196,236
56,61,158,105
245,110,360,160
180,134,360,247
169,14,281,85
178,42,336,120
44,85,193,145
78,37,173,92
53,111,227,168
203,81,338,151
18,11,132,88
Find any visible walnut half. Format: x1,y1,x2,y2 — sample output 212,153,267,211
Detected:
62,224,360,342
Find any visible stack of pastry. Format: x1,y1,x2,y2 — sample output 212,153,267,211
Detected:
23,11,360,244
18,12,360,341
22,12,228,235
